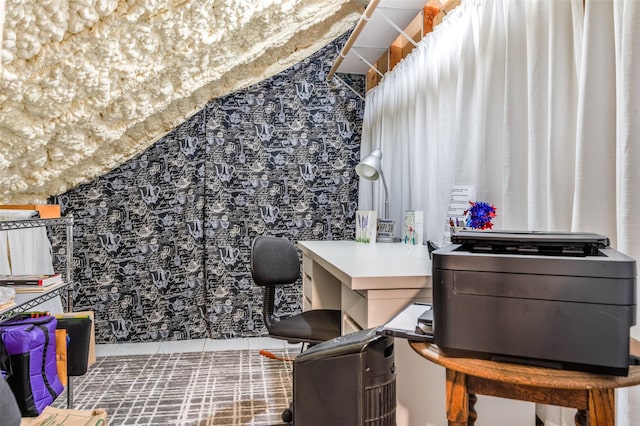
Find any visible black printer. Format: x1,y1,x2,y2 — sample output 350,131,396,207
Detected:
432,230,637,376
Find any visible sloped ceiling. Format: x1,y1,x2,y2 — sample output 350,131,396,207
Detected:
0,0,364,204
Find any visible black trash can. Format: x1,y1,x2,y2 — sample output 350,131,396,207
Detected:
292,328,396,426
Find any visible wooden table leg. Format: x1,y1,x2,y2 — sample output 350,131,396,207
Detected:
468,393,478,426
446,369,469,426
585,388,615,426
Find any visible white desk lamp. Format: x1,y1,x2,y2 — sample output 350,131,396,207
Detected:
356,149,395,243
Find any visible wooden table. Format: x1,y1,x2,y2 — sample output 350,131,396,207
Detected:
410,339,640,426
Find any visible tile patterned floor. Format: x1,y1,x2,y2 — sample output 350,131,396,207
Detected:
65,348,295,425
53,338,301,425
96,337,303,357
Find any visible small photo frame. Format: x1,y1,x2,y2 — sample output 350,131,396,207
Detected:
355,210,377,244
403,210,424,245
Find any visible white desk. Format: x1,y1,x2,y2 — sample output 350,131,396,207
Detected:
297,240,535,426
298,241,432,333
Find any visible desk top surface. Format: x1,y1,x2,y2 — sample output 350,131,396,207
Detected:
298,240,432,279
409,339,640,390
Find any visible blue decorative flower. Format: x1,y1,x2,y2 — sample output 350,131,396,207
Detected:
464,201,497,230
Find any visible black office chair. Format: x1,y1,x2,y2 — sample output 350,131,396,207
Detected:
251,236,343,423
250,236,341,345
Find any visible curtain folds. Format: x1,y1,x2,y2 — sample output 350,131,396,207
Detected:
358,0,640,424
359,0,585,242
614,1,640,425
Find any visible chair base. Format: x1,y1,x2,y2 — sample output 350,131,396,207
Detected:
282,403,293,423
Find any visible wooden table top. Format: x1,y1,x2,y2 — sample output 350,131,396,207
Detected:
409,338,640,390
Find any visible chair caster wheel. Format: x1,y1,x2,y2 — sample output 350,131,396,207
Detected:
281,408,293,423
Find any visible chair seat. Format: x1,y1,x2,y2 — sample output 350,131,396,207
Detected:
267,309,341,344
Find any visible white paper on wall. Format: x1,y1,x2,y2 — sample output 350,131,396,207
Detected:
442,185,474,246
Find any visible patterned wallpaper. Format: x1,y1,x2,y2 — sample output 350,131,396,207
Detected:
51,34,365,343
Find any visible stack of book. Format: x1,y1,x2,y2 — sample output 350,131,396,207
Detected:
0,273,63,293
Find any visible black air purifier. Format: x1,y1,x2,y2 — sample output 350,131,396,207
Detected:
292,328,396,426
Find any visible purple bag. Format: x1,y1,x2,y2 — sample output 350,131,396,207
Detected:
0,315,64,416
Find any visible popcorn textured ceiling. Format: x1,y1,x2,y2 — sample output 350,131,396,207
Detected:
0,0,363,204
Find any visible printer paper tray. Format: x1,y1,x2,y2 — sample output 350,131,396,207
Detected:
376,302,435,342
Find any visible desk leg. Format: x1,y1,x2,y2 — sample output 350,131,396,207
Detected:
446,369,469,426
578,388,615,426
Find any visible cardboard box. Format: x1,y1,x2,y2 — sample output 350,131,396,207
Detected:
55,329,68,386
21,407,107,426
0,204,61,218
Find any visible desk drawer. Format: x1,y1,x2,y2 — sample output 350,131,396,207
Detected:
303,294,311,312
303,274,312,305
343,313,362,334
302,255,313,276
342,285,367,330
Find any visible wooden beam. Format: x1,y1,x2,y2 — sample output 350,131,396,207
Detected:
434,0,461,27
362,0,463,92
423,2,440,35
388,12,423,71
327,0,379,81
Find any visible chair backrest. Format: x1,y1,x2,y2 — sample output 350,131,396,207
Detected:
250,236,300,287
250,236,301,330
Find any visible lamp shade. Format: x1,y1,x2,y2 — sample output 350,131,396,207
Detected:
355,148,395,242
356,149,383,181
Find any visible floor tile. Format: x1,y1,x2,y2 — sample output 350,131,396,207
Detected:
95,337,305,357
158,339,206,354
248,337,303,351
95,343,118,357
108,341,160,356
203,337,250,351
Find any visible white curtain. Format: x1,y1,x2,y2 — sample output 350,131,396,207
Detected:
358,0,640,424
0,210,54,275
6,228,55,275
612,0,640,424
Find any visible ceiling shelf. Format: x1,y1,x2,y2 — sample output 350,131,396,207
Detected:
329,0,460,92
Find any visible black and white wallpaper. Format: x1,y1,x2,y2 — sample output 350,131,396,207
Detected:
50,34,365,343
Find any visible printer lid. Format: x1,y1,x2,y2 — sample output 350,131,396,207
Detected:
451,230,609,256
437,230,636,280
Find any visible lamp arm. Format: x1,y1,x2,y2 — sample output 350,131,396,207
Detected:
379,170,390,219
